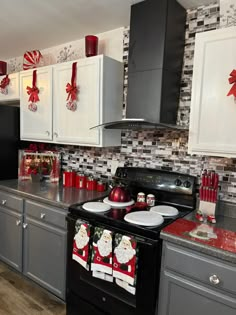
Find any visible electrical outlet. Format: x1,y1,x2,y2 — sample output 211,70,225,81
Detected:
111,160,119,175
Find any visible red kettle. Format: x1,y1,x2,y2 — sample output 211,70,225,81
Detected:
108,184,131,203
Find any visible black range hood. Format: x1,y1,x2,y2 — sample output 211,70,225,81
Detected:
92,0,186,130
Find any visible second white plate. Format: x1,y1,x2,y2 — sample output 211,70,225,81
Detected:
150,205,179,217
124,211,164,227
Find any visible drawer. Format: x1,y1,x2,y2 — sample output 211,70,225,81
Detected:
25,200,66,229
164,242,236,295
0,191,23,212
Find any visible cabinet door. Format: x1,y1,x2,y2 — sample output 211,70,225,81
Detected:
0,207,22,272
158,271,236,315
20,67,53,141
53,57,100,145
23,217,66,300
189,26,236,157
0,73,19,101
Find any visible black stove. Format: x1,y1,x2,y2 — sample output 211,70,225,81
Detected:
69,167,196,240
66,167,197,315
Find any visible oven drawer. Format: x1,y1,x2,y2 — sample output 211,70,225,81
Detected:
67,214,161,315
163,242,236,295
25,200,66,229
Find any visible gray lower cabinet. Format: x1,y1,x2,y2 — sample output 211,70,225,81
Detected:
0,206,23,272
23,200,67,300
0,189,67,301
158,241,236,315
23,217,67,300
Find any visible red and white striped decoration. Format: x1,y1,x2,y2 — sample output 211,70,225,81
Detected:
23,50,42,70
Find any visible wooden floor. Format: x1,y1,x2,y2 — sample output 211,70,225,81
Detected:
0,262,66,315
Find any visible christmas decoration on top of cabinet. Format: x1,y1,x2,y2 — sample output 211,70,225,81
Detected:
227,69,236,98
0,75,10,95
66,62,79,111
26,70,39,112
23,50,43,70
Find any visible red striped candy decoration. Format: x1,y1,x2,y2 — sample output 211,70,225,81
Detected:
23,50,42,70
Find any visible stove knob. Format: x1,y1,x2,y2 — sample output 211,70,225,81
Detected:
122,171,127,178
175,179,182,186
183,181,191,188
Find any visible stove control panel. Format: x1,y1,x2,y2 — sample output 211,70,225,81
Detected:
115,167,196,195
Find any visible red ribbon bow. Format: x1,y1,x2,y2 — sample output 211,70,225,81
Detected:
227,69,236,97
66,62,78,101
66,82,77,101
26,86,39,102
26,70,40,102
0,75,10,89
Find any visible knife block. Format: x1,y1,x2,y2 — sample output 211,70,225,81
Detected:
199,200,216,223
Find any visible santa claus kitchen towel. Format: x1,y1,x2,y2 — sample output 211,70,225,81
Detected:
113,234,138,295
72,220,91,270
91,227,113,282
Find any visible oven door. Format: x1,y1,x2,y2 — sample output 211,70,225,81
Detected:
66,214,162,315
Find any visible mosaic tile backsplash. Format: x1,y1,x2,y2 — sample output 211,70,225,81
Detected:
60,3,236,204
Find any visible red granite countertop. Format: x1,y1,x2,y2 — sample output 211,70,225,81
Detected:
162,218,236,255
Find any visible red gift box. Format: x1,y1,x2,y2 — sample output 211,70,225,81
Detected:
0,61,7,75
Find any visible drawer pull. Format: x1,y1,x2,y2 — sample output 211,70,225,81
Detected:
23,223,28,229
102,297,106,302
209,275,220,285
45,131,50,136
53,132,58,138
40,213,46,219
2,200,7,205
16,220,21,226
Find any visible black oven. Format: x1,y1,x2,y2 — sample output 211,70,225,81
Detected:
66,167,196,315
66,213,162,315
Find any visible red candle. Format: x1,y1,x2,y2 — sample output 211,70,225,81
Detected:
85,35,98,57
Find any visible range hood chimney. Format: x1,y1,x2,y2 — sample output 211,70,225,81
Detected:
92,0,186,130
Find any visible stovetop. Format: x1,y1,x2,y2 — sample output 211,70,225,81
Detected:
68,167,197,241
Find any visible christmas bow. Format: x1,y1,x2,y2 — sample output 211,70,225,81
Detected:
66,82,77,101
66,62,78,101
26,70,40,102
0,75,10,89
227,69,236,97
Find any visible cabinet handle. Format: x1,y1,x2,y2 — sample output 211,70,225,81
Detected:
209,275,220,285
40,213,46,219
45,131,50,136
1,200,7,205
16,220,21,226
23,223,28,229
53,132,58,138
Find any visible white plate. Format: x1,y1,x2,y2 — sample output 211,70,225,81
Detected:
150,205,179,217
103,197,134,208
124,211,164,227
82,202,111,212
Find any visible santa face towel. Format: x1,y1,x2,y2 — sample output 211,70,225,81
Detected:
72,220,91,270
113,234,138,295
91,227,113,282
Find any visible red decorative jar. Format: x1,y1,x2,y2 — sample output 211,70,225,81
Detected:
85,35,98,57
0,61,7,75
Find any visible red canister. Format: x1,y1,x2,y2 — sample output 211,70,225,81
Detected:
75,172,87,189
97,180,106,192
63,168,76,187
86,175,97,191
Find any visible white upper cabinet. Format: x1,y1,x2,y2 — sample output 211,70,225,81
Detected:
20,55,123,147
53,55,122,147
188,26,236,157
0,73,20,101
20,66,53,141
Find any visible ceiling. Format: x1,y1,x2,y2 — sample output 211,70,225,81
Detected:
0,0,219,60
